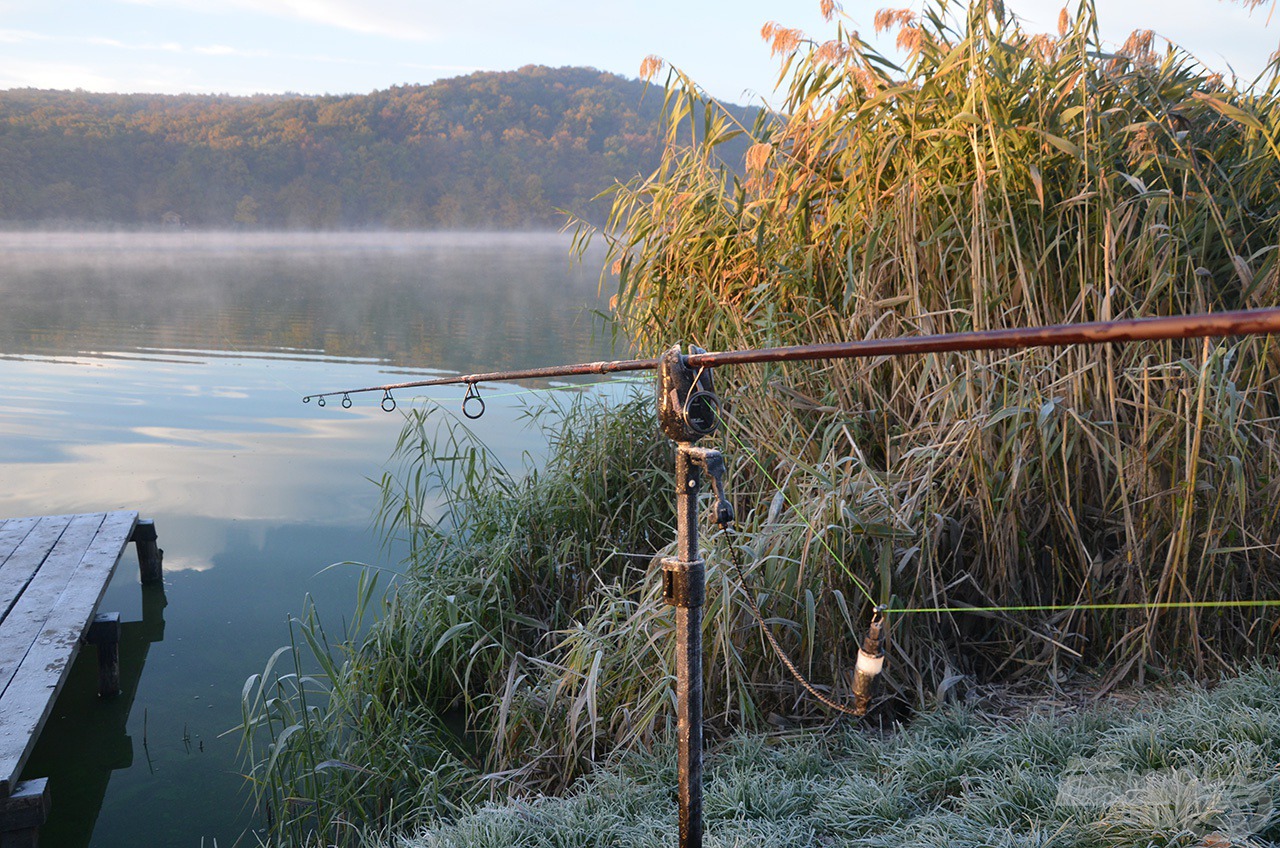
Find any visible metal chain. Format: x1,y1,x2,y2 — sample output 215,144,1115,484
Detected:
719,522,866,717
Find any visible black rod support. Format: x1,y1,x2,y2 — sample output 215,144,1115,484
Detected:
671,445,703,848
658,345,713,848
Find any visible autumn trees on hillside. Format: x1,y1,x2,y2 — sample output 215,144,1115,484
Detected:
0,66,678,229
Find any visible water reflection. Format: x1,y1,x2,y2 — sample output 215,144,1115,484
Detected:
0,231,618,847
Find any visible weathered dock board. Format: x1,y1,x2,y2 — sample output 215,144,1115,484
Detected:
0,510,162,846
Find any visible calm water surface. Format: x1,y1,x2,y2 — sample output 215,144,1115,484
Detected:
0,231,619,846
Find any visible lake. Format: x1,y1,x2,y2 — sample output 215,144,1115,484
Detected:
0,230,621,846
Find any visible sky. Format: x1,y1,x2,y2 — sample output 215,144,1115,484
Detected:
0,0,1276,104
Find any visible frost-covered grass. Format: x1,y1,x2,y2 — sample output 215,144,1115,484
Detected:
393,667,1280,848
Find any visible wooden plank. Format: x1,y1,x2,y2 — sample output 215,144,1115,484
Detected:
35,513,136,640
0,514,105,700
6,515,136,679
0,519,39,571
0,515,97,684
0,512,137,796
0,516,72,621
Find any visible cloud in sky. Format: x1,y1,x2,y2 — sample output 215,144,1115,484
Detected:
0,27,48,43
118,0,437,42
192,44,243,56
8,31,276,61
0,58,122,91
1008,0,1276,79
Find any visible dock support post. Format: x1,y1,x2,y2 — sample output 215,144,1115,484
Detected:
0,779,50,848
131,520,163,584
87,612,121,698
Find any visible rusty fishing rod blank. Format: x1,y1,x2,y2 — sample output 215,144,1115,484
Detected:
302,355,660,404
303,307,1280,415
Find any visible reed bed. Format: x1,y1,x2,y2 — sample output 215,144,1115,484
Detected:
593,0,1280,696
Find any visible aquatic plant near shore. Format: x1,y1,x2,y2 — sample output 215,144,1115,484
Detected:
366,392,676,794
241,392,679,842
239,569,478,845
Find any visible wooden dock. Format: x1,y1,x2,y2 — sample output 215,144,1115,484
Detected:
0,511,162,847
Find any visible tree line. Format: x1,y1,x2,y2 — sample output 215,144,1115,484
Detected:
0,65,718,229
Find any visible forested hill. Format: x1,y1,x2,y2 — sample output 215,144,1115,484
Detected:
0,66,728,229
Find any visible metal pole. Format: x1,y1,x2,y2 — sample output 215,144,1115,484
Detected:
657,344,719,848
668,447,703,848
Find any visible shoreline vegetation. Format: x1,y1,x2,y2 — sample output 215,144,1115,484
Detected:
242,0,1280,845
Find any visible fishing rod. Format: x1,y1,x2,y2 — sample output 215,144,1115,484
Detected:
304,307,1280,414
305,303,1280,848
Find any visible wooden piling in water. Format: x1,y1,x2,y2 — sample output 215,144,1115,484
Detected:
131,520,163,584
0,779,49,848
86,612,121,698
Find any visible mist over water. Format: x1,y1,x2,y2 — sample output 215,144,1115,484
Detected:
0,230,621,847
0,230,612,372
